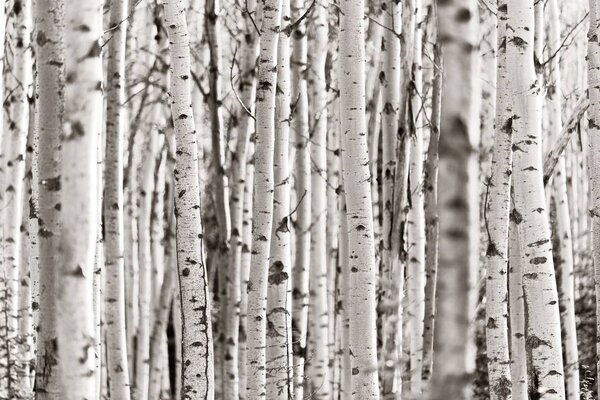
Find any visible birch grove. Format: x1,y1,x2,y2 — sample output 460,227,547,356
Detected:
2,0,600,398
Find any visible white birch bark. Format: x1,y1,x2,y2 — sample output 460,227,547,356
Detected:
484,0,512,397
407,2,425,394
2,0,32,392
58,0,103,397
339,0,380,395
508,214,527,398
587,0,600,386
103,0,132,397
164,0,215,397
547,0,579,398
228,0,259,397
507,0,565,397
265,3,293,395
290,0,311,396
431,0,479,397
239,140,255,400
33,0,64,396
245,0,281,394
379,2,402,396
307,0,331,397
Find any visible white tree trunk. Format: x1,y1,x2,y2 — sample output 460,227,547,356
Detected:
103,1,132,399
245,0,281,396
307,0,331,397
588,0,600,386
407,2,425,394
379,1,402,395
508,215,527,398
265,2,293,395
164,0,215,397
484,0,512,397
33,0,64,396
2,0,32,393
507,0,565,397
290,0,311,397
339,0,380,395
431,0,479,397
547,0,579,398
58,0,103,397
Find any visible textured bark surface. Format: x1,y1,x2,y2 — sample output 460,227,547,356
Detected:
339,0,380,395
245,0,281,396
165,0,215,397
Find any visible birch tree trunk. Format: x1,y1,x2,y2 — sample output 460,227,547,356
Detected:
587,0,600,387
2,0,32,392
104,0,132,397
204,0,234,393
339,0,380,395
228,0,259,397
265,2,293,395
307,0,331,397
33,0,64,396
290,0,311,397
508,215,527,399
484,0,512,397
245,0,281,396
547,0,579,398
507,0,565,397
407,2,426,395
379,1,402,395
431,0,479,397
164,0,215,397
58,0,103,397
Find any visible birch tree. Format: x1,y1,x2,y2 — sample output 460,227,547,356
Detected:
265,1,293,395
431,0,479,397
588,0,600,386
290,0,312,396
33,0,64,396
57,0,103,397
484,0,512,397
508,0,565,397
307,0,331,396
103,0,132,397
164,0,215,397
245,0,281,396
2,0,32,391
339,0,380,395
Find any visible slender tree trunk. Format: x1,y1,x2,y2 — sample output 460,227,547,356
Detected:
33,0,64,396
204,0,233,394
508,214,527,398
2,0,32,393
547,0,579,398
245,0,281,395
103,0,132,398
587,0,600,387
484,0,512,397
228,1,260,397
339,0,380,395
290,0,311,397
407,2,426,395
265,2,293,395
307,0,331,397
239,139,255,400
164,0,215,397
379,1,402,396
58,1,103,397
421,40,442,388
430,0,479,398
506,0,566,398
